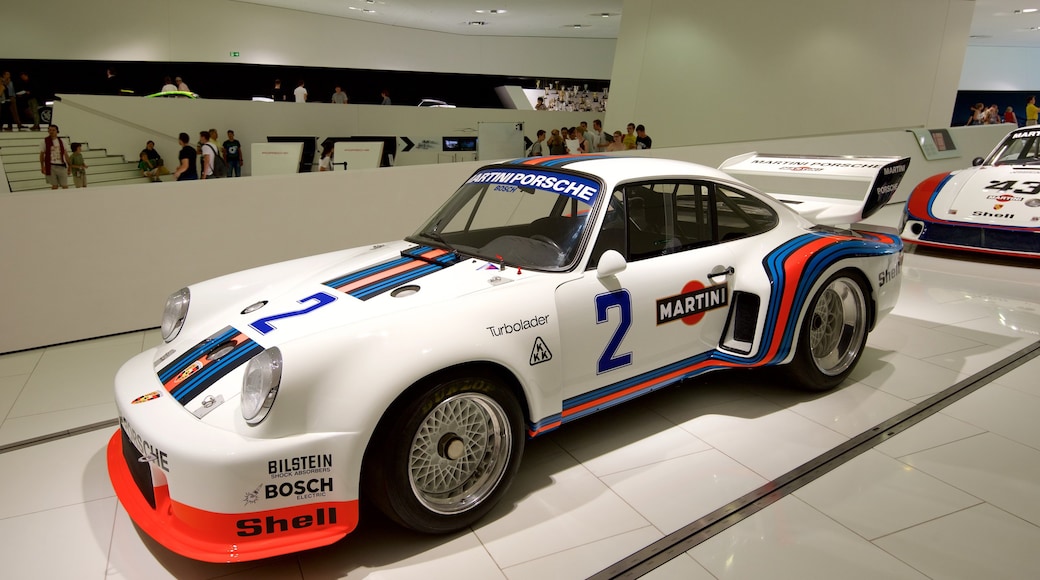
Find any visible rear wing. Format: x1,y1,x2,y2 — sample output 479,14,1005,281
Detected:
719,153,910,225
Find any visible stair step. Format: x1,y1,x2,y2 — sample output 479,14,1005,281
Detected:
3,157,138,172
6,164,141,183
3,133,177,192
10,173,167,192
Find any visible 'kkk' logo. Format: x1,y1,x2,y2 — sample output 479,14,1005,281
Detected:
530,337,552,365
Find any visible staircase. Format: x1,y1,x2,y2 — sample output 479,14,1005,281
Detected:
1,130,162,192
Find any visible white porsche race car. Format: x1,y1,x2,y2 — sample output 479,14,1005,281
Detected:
901,125,1040,257
108,153,908,562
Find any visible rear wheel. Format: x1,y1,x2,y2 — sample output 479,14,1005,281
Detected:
365,371,524,533
786,271,869,391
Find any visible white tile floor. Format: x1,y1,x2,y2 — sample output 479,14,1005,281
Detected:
1,240,1038,579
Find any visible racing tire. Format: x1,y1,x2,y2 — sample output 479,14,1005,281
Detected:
785,270,869,392
365,371,524,534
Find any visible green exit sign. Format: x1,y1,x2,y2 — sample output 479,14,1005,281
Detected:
230,51,240,57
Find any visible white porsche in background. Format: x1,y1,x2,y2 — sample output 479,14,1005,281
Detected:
902,125,1040,257
108,152,909,562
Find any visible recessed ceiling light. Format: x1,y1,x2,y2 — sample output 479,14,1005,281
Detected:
569,24,585,29
348,6,375,12
475,9,507,14
1016,8,1039,13
467,21,487,26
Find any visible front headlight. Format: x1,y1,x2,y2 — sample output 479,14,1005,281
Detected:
242,347,282,425
160,287,190,342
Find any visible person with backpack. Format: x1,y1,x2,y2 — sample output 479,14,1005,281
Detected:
198,130,227,178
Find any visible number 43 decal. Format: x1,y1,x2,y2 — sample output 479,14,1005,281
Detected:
595,289,632,374
985,180,1040,195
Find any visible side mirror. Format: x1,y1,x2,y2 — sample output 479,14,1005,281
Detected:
972,157,985,167
596,250,627,278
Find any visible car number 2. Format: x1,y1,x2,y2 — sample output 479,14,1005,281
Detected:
250,292,337,334
595,289,632,374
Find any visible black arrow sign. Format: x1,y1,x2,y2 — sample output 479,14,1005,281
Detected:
401,137,415,152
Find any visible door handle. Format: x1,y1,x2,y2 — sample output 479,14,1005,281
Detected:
707,266,735,280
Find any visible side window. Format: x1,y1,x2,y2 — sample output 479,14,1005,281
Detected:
626,181,714,261
715,185,778,242
589,181,715,269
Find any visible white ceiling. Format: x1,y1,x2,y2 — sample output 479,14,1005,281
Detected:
236,0,624,38
237,0,1040,46
969,0,1040,47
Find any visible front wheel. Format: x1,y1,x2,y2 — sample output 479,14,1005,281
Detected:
785,271,869,391
365,372,524,533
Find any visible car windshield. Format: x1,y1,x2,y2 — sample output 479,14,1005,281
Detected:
988,130,1040,165
409,166,603,271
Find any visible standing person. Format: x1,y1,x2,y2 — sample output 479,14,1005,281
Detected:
623,123,638,150
39,125,70,189
535,96,547,110
294,79,308,103
964,103,983,126
605,130,626,152
172,132,198,181
318,146,334,171
223,129,243,177
161,76,178,93
175,76,190,94
18,72,40,131
635,124,653,149
331,86,348,104
0,73,11,131
1005,106,1019,126
2,71,25,131
271,78,287,102
208,128,221,158
588,119,606,152
1027,96,1039,127
526,130,547,156
198,130,216,179
380,89,391,105
574,125,589,154
984,105,1001,125
69,142,88,188
547,129,566,155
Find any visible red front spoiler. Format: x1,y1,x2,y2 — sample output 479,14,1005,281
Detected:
106,430,359,563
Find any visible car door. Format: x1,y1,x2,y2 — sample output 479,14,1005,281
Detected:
554,180,737,415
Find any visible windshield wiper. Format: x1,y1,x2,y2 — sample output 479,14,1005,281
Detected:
403,232,462,265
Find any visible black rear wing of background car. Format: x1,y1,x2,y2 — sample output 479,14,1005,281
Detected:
719,153,911,225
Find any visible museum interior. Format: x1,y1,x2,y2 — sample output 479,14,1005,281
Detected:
1,1,1039,578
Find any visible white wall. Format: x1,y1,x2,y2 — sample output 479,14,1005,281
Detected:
603,0,974,147
959,46,1040,90
0,125,1011,353
0,0,615,80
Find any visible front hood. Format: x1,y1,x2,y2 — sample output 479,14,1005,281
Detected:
939,166,1040,227
154,240,539,414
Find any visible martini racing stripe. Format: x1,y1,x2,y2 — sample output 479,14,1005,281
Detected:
157,326,264,405
527,230,900,437
323,246,455,300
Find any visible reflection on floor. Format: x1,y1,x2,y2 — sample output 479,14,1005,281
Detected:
1,243,1038,579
